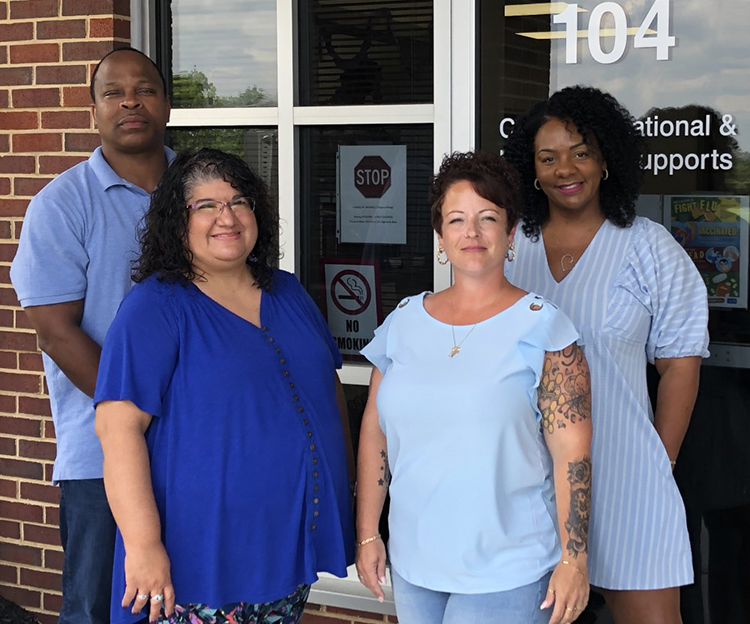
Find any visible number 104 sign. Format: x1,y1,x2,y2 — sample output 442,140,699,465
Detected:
506,0,675,65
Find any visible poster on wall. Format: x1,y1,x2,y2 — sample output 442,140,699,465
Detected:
666,196,750,309
337,145,407,244
322,259,382,358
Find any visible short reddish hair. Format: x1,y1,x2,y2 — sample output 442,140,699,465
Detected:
430,151,521,235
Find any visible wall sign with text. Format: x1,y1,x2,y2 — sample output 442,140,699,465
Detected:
506,0,675,65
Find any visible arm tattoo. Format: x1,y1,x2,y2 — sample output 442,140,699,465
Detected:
564,455,591,558
538,342,591,435
377,449,392,487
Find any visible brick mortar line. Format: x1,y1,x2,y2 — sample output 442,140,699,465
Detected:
0,434,55,443
0,456,54,465
0,579,62,595
9,477,58,486
2,390,51,399
5,105,91,109
0,489,58,499
0,497,55,505
3,153,96,158
0,533,61,549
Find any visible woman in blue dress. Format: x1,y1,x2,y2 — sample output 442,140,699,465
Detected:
355,152,593,624
94,148,355,624
504,86,709,624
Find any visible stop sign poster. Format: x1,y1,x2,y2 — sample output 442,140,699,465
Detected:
337,145,407,244
323,261,381,357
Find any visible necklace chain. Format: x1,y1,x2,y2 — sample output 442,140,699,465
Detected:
548,224,600,273
449,323,478,357
552,231,576,273
449,291,478,358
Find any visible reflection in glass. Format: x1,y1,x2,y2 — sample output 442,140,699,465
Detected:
165,0,277,108
168,127,279,206
299,125,434,361
299,0,433,106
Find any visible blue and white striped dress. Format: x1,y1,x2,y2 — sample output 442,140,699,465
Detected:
506,216,709,590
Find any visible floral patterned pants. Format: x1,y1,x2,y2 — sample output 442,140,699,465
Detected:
140,584,311,624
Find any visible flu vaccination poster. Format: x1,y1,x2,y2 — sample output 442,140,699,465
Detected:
666,195,750,309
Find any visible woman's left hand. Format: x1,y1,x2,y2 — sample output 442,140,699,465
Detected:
541,560,589,624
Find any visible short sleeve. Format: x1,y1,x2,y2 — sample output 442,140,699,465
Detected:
10,192,88,307
361,304,402,374
641,221,710,362
94,280,180,417
279,271,343,369
517,298,579,420
517,298,579,365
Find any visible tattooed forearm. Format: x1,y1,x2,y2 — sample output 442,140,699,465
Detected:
564,455,591,558
377,449,391,487
538,342,591,434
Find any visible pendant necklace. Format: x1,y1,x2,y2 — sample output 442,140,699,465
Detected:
549,224,601,273
449,292,478,358
552,231,576,273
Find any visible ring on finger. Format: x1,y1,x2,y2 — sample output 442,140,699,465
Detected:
547,588,555,594
565,607,574,612
150,594,164,603
137,594,149,601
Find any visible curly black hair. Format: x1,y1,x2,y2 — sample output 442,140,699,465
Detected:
430,150,522,235
133,148,279,290
503,85,645,238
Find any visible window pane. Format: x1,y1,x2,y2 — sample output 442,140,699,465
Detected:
299,125,434,361
167,127,279,204
299,0,433,106
164,0,277,108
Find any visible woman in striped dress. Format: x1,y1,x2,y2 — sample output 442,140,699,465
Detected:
503,86,709,624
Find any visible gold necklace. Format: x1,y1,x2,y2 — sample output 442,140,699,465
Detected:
554,231,576,273
449,292,478,358
548,225,600,273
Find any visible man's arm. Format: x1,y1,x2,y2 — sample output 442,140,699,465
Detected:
25,300,102,398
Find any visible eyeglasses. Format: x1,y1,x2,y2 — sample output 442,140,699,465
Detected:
186,197,255,215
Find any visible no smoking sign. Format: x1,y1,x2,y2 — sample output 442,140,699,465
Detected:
323,261,381,356
330,269,372,315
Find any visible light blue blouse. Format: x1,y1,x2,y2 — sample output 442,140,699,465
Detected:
362,292,578,593
506,217,710,590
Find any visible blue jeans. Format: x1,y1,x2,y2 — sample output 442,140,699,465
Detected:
58,479,116,624
391,568,553,624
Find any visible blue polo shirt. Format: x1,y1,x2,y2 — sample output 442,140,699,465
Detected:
10,146,174,482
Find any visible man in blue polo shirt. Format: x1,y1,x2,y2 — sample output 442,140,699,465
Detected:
10,47,173,624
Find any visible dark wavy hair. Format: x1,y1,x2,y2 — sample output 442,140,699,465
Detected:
133,148,279,290
503,85,645,238
430,151,521,235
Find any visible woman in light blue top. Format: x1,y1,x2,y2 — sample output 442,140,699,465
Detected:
355,152,593,624
504,86,709,624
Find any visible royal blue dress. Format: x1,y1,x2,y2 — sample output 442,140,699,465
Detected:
95,270,354,624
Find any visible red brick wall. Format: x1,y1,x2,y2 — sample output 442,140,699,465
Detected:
0,1,128,622
0,3,394,623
